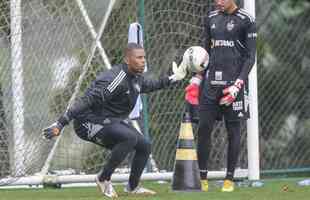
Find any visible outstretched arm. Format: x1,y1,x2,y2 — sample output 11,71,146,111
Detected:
141,61,187,93
42,77,123,139
42,97,90,139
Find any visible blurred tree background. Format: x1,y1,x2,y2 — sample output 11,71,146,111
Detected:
256,0,310,170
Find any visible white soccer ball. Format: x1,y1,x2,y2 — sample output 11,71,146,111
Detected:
182,46,209,73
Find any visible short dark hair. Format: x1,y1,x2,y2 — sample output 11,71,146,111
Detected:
125,43,143,56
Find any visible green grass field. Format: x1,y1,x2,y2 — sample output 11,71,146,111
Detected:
0,178,309,200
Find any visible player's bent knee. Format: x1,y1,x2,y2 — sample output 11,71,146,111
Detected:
138,139,152,155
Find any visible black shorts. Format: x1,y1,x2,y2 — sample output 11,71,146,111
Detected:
199,81,250,121
73,118,149,149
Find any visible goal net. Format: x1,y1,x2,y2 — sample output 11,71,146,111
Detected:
0,0,256,186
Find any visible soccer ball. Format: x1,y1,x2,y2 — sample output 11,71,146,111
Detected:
182,46,209,73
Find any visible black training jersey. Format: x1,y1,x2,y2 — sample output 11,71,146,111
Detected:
204,8,256,86
65,64,171,124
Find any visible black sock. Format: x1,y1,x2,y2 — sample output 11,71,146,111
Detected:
225,172,234,181
129,151,150,190
200,170,208,180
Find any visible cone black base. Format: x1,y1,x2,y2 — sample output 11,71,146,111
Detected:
172,112,201,191
172,161,201,191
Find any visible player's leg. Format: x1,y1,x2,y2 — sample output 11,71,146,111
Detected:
197,104,218,179
119,122,156,194
197,85,222,191
95,121,139,182
127,123,151,190
221,88,246,192
225,120,241,180
73,119,138,197
220,119,241,192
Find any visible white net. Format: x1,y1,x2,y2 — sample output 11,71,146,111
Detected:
2,0,242,184
0,0,247,185
0,0,139,182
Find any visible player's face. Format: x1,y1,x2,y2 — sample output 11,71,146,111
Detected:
215,0,235,12
125,48,146,75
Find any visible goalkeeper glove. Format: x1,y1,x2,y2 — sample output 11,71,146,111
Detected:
42,115,69,139
185,74,203,105
169,61,187,82
42,121,64,139
219,79,244,106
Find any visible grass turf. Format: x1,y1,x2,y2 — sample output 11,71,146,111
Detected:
0,178,309,200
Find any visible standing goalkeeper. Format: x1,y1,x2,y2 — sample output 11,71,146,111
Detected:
42,43,186,198
185,0,256,192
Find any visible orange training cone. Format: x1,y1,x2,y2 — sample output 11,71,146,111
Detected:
172,112,201,191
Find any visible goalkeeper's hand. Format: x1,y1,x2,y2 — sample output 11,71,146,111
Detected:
42,121,64,139
169,61,187,82
185,74,203,105
219,79,244,106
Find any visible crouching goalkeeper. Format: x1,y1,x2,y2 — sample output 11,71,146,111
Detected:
42,43,187,198
185,0,256,192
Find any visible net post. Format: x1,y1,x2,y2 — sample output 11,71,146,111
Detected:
244,0,260,181
10,0,25,176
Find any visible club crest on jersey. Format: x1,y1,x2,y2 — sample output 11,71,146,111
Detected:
226,20,235,31
211,23,216,29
